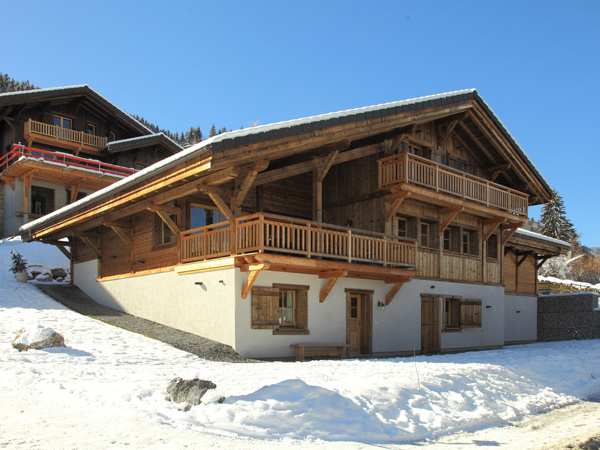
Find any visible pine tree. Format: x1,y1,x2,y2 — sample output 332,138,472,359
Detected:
209,124,217,138
539,189,574,242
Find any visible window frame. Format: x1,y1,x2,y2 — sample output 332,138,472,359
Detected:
86,123,96,135
442,296,483,331
251,284,310,335
486,233,499,260
53,115,72,129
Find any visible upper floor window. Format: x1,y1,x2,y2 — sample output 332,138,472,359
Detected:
86,123,96,135
190,203,226,229
397,217,408,238
462,229,479,256
108,131,116,142
420,222,430,247
53,115,72,129
487,234,499,259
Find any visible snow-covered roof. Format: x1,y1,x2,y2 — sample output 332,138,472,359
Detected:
107,132,182,154
514,228,571,249
0,84,153,136
20,89,551,237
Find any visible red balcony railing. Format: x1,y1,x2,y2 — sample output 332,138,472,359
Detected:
0,144,138,178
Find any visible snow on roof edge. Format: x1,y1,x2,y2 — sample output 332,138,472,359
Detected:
107,132,183,149
19,141,211,234
515,228,571,248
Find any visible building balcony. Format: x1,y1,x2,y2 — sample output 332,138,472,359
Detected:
0,144,137,192
179,213,417,281
378,152,528,218
24,119,107,155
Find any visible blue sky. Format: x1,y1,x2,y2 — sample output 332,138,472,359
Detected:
4,1,599,245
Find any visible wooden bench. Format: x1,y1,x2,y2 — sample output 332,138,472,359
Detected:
290,344,349,361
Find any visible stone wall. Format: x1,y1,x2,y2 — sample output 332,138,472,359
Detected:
538,293,600,341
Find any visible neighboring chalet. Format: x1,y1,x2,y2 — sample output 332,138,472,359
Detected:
0,85,181,237
20,89,569,359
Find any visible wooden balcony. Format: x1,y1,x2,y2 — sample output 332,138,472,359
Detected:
24,119,107,155
378,153,528,217
180,213,417,269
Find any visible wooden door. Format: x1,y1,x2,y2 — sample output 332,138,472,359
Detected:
421,296,440,354
346,292,372,356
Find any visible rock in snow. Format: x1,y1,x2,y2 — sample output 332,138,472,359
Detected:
12,325,65,352
166,378,220,408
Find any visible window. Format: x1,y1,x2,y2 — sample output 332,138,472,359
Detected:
420,222,430,247
443,297,482,331
462,229,479,255
86,123,96,135
397,217,407,237
190,204,226,229
408,144,423,157
251,284,309,334
396,215,417,239
279,290,296,326
30,186,55,215
443,228,460,252
153,203,178,246
444,297,461,330
53,115,72,129
108,131,116,142
487,234,499,259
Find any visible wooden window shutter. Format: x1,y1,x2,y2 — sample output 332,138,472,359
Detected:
251,287,280,329
296,288,308,330
460,299,482,328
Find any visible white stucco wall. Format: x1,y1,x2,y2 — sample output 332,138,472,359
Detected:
73,260,507,359
504,294,537,343
234,271,506,359
74,260,237,347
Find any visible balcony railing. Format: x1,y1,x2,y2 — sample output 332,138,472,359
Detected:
378,152,528,217
0,144,138,178
24,119,107,149
180,213,417,268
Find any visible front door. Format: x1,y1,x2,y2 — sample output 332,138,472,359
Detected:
421,296,440,354
346,292,372,356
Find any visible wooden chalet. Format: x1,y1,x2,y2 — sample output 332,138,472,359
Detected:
0,85,181,237
20,89,569,358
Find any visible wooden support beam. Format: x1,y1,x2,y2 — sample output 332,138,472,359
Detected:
517,251,534,267
385,131,410,157
439,206,463,233
502,223,521,245
437,114,466,148
154,210,180,235
103,220,133,229
103,221,132,247
482,218,504,242
458,118,497,164
55,244,71,259
384,191,411,223
319,270,348,303
203,188,235,224
147,203,180,216
22,171,34,214
384,277,410,305
241,263,269,299
316,149,339,183
536,255,552,270
69,183,81,203
483,163,511,175
1,175,15,190
76,235,101,257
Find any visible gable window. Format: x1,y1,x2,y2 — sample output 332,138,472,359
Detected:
251,284,309,335
86,123,96,135
53,115,72,129
443,297,482,331
108,131,116,142
487,234,499,260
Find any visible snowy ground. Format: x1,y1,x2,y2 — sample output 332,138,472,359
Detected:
1,238,599,449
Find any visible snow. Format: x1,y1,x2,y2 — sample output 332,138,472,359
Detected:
1,238,599,449
515,228,571,248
